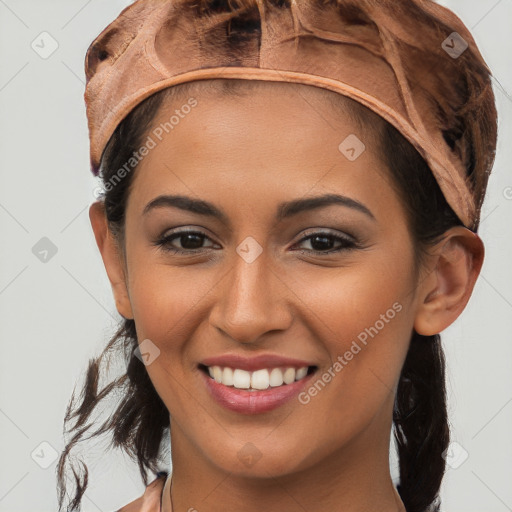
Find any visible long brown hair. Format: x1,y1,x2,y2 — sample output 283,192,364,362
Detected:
57,1,497,510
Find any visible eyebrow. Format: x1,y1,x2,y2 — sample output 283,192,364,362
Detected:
142,193,376,223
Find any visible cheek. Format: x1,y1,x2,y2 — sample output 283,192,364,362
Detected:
286,286,413,469
125,263,207,413
294,251,414,345
291,249,416,412
127,260,210,340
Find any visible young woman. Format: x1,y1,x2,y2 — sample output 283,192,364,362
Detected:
56,0,498,511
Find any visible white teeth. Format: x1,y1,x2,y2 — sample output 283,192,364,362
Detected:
222,367,234,386
269,368,284,387
233,369,251,389
213,366,223,384
283,368,296,384
295,367,308,380
251,369,269,390
206,365,310,390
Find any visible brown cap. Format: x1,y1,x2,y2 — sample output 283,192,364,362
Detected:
84,0,497,230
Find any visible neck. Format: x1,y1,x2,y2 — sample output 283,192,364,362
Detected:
167,414,406,512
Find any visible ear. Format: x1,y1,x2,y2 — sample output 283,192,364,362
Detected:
414,226,484,336
89,201,134,320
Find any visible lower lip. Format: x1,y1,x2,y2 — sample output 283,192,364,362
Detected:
200,369,315,414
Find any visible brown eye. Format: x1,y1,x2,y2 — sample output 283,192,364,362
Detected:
154,229,216,254
293,231,358,255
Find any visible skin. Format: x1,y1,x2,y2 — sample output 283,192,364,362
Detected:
90,82,484,512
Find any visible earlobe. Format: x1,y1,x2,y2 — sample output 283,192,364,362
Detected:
414,227,484,336
89,201,134,320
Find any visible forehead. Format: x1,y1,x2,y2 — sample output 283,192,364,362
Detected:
147,79,383,137
127,80,398,222
140,80,381,165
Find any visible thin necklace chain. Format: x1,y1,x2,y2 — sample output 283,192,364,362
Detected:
170,475,173,511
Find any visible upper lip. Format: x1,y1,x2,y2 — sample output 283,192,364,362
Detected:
200,353,316,372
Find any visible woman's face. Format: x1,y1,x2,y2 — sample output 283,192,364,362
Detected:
115,82,425,477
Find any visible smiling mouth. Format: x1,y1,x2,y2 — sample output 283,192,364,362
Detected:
198,364,317,391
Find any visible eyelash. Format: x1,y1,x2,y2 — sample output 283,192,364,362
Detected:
153,229,359,256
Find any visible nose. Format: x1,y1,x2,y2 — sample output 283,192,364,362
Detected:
208,249,293,345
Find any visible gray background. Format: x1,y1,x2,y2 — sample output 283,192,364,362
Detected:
0,0,511,511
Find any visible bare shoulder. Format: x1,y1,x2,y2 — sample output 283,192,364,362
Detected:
115,474,167,512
